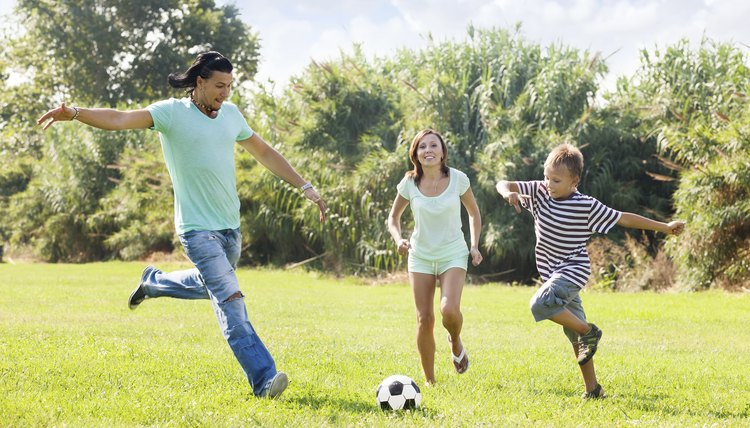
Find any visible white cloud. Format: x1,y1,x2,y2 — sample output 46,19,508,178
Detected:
2,0,748,94
391,0,489,36
309,27,351,60
0,0,14,16
227,0,748,95
348,14,418,56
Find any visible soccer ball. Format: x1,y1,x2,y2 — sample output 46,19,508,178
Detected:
376,374,422,410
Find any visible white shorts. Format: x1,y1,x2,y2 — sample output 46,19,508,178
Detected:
408,252,468,276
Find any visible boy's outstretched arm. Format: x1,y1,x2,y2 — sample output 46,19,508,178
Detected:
617,212,685,236
496,180,531,214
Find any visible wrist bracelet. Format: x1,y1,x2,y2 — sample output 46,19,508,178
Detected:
300,182,313,192
72,107,80,121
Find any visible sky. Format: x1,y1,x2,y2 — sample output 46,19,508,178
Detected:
216,0,750,94
2,0,749,94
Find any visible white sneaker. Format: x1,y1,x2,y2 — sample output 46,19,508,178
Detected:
261,372,288,399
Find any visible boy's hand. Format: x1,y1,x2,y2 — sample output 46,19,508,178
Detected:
666,220,686,236
505,192,531,213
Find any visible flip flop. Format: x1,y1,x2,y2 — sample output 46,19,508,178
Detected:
448,335,469,374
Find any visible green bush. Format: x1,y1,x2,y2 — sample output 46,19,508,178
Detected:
669,144,750,290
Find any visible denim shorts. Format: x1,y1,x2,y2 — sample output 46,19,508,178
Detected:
529,276,587,344
408,252,468,276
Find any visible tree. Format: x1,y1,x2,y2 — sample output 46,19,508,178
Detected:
239,27,614,277
612,38,750,166
613,38,750,289
0,0,261,261
10,0,259,107
238,50,405,272
668,106,750,290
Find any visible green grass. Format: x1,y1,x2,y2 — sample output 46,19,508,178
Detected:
1,262,749,427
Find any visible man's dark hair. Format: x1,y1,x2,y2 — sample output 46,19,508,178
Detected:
167,51,233,92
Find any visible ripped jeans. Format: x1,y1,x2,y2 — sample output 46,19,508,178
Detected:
141,228,277,395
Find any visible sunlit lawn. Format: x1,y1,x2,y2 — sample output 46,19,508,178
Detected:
1,262,749,427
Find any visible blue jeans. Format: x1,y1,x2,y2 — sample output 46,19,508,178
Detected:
140,228,277,395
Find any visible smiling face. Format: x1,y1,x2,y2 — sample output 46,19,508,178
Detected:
407,129,449,181
196,71,233,111
543,164,579,200
415,133,445,167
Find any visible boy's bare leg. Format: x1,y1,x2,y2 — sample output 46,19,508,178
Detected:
549,308,590,335
574,343,598,392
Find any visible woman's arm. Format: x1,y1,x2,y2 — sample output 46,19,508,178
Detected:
387,194,411,255
460,187,483,266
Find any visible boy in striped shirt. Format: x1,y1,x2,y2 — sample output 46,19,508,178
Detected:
496,143,685,399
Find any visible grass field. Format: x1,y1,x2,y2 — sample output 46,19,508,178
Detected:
1,262,749,427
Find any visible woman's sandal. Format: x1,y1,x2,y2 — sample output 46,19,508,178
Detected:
448,335,469,374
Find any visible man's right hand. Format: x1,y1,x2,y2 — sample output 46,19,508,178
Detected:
37,102,75,130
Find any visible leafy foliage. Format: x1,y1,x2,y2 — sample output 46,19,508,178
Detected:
4,124,134,261
668,111,750,290
616,38,750,289
0,0,260,261
91,140,175,260
3,9,749,290
616,38,750,166
11,0,259,106
239,52,405,273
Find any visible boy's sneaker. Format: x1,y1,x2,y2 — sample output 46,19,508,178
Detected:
582,383,606,399
260,372,288,399
128,266,152,310
577,323,602,365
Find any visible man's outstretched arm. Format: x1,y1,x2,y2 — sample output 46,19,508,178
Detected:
38,102,153,131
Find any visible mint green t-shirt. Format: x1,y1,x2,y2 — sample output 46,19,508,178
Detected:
396,167,471,260
147,98,253,234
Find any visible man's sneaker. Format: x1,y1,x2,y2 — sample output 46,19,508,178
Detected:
260,372,288,399
582,383,606,399
577,323,602,365
128,266,152,310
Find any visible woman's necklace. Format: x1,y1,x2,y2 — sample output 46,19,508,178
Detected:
191,93,218,118
424,175,441,194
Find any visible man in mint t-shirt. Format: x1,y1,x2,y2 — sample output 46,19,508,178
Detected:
38,52,326,399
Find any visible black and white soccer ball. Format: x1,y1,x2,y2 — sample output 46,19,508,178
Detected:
376,374,422,410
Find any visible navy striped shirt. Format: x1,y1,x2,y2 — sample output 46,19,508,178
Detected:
517,181,622,287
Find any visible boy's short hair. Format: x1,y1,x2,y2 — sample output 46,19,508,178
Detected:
544,144,583,179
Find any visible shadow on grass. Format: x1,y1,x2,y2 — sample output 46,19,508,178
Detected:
287,395,440,420
516,383,581,399
635,398,750,420
288,395,374,413
614,392,749,420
